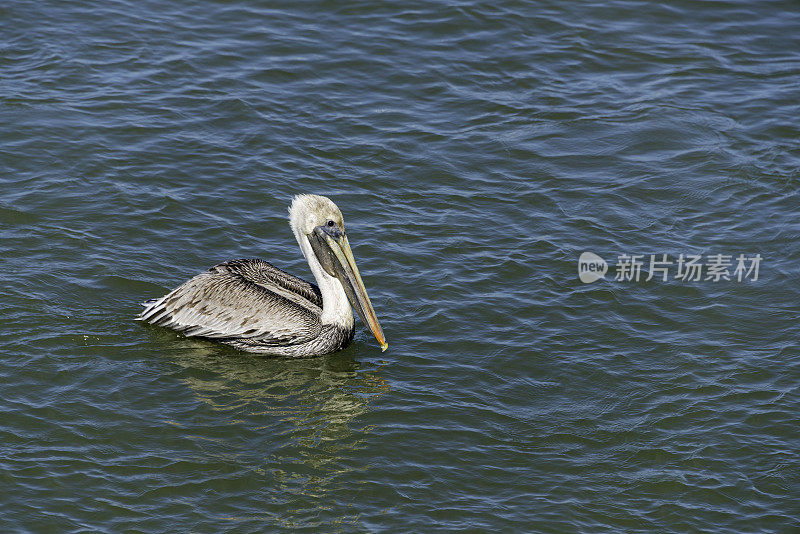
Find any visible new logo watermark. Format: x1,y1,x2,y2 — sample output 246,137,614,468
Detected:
578,252,608,283
578,253,761,283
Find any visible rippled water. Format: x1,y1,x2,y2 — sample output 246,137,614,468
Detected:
2,0,799,531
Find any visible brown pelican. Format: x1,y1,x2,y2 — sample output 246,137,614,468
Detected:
137,194,387,357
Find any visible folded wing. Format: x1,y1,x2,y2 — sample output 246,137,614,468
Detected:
137,259,322,346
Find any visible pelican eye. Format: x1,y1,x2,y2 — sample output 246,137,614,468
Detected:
326,220,336,228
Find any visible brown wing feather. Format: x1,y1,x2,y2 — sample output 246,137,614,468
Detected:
219,259,322,308
138,259,322,346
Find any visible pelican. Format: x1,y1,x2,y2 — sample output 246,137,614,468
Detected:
136,194,387,357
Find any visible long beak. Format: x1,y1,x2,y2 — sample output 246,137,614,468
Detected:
324,233,388,352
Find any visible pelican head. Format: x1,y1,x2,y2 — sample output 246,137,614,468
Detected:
289,194,387,351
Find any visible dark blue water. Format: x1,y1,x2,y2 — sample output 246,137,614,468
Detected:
2,1,799,531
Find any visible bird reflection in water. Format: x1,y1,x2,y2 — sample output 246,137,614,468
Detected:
157,336,390,528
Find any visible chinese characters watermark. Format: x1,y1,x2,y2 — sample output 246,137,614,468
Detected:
578,252,761,284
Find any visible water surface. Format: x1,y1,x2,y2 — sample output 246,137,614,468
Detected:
2,0,799,531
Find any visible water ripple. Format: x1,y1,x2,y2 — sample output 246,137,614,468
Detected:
2,0,799,531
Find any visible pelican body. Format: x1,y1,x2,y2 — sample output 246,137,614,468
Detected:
137,194,387,357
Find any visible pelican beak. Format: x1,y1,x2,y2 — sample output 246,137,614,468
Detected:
309,226,388,351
